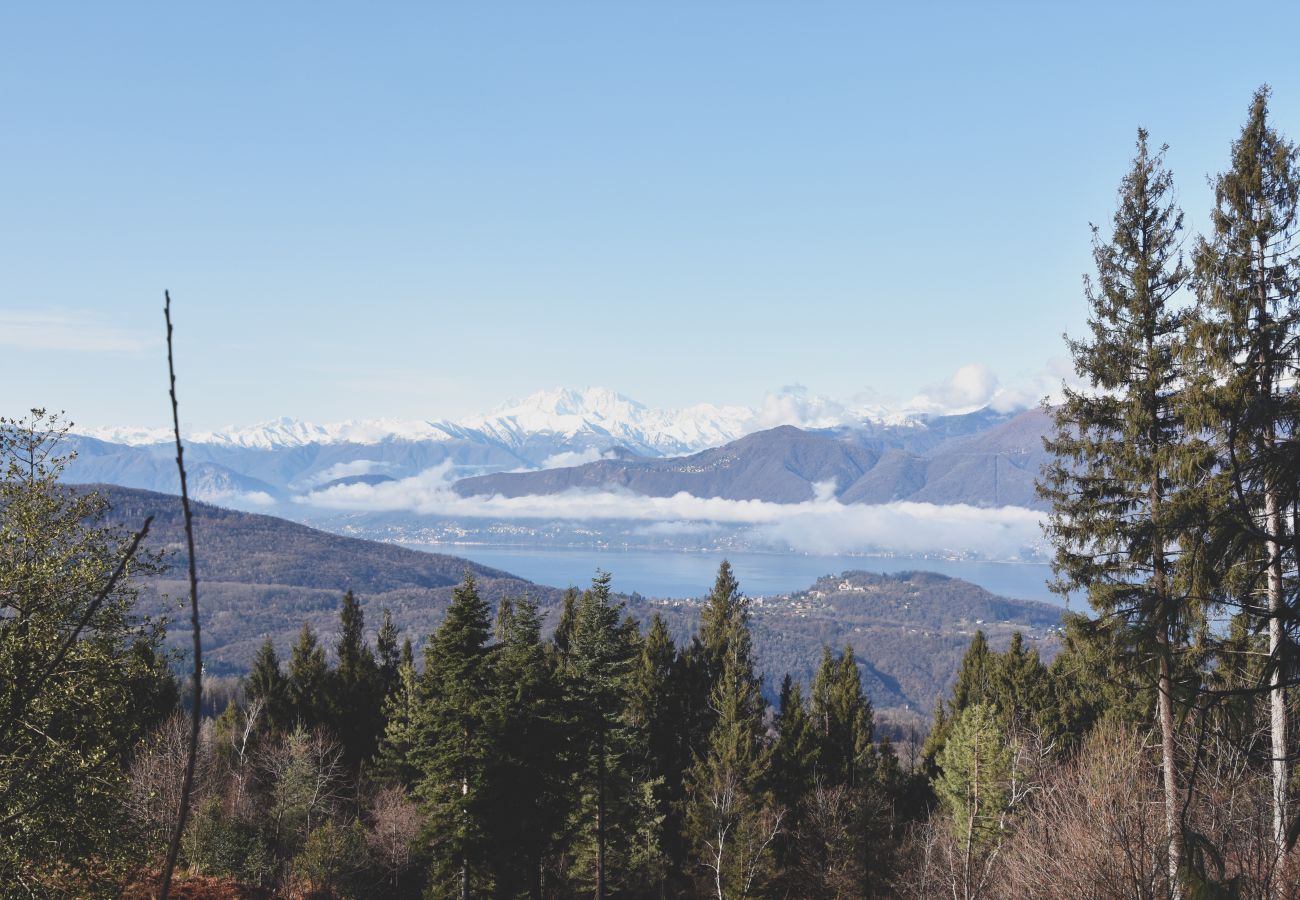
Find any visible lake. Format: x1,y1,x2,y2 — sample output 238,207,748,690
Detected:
405,544,1066,607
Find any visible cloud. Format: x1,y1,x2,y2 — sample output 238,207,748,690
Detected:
538,448,612,469
748,386,852,430
0,310,156,353
195,488,277,508
307,459,390,485
909,363,1001,415
298,464,1045,559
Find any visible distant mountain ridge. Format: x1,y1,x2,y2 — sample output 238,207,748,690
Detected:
65,388,1045,511
455,408,1051,509
77,387,760,455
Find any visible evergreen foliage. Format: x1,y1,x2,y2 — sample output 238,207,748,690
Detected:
0,410,176,889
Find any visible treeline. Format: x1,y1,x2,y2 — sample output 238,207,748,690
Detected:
129,566,913,897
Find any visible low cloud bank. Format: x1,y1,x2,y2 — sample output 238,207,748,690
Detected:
299,464,1045,559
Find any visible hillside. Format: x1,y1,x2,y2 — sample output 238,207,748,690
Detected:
96,485,1060,710
94,485,562,674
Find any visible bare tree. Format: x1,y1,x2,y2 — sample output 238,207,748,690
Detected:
366,783,424,888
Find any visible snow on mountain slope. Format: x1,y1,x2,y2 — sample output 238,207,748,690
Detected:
433,387,753,456
79,387,756,455
76,386,1009,459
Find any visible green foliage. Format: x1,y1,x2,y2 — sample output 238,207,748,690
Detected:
410,572,497,893
288,623,330,730
330,591,384,768
184,798,278,886
485,596,569,896
811,645,876,789
246,636,291,734
0,410,175,888
563,571,653,895
685,601,780,899
294,819,372,898
934,703,1012,851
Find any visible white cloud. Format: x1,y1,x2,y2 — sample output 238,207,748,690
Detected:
0,310,156,353
298,464,1045,559
196,488,277,508
909,363,1001,415
538,448,611,469
747,386,852,430
308,459,389,485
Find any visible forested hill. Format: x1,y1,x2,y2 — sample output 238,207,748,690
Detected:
91,484,563,675
94,484,1061,711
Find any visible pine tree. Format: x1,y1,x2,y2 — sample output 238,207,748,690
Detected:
565,572,642,898
924,631,993,766
1040,127,1197,890
552,587,580,662
627,613,691,881
771,675,818,815
412,572,497,897
287,623,330,730
487,597,569,898
375,650,422,788
1188,86,1300,863
685,613,780,899
331,591,383,768
685,562,764,765
246,637,291,734
934,704,1013,884
376,607,402,698
810,646,875,789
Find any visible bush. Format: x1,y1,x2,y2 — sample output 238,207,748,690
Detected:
294,819,372,898
185,798,277,886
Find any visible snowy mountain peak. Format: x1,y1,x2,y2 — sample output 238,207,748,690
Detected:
74,386,1016,455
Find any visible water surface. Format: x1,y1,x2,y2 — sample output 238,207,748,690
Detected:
406,544,1063,607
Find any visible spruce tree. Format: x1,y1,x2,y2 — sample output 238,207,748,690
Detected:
287,623,330,730
331,591,383,768
1188,86,1300,862
376,608,402,698
685,611,779,898
375,649,423,788
246,637,291,734
1040,128,1196,889
686,562,764,762
487,597,569,897
412,572,497,897
771,675,818,815
565,571,641,898
627,613,691,881
810,646,875,789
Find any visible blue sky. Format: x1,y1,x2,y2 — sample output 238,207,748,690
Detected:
3,3,1299,429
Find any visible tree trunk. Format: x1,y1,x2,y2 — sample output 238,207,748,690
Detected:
1152,513,1182,898
596,725,606,900
1158,647,1182,897
1266,487,1288,873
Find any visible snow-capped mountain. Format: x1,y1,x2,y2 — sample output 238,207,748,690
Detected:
78,387,758,456
430,387,754,458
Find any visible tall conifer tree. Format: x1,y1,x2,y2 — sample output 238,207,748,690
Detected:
413,573,496,898
287,623,329,730
1188,86,1300,863
565,572,640,898
246,637,290,734
1040,128,1195,890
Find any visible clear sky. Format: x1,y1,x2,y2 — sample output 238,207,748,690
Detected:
3,3,1299,429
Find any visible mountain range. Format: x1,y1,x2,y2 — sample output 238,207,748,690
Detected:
66,386,1049,507
454,408,1049,508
